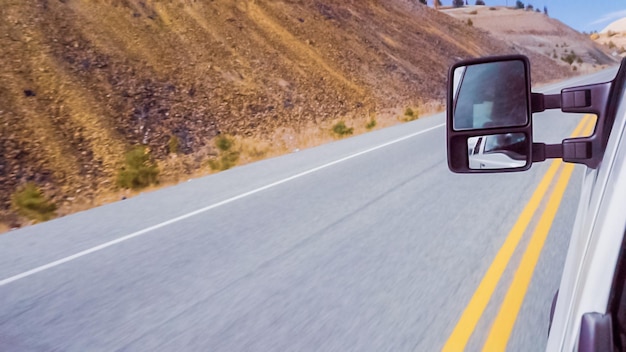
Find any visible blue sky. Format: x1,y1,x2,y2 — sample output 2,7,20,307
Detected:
450,0,626,33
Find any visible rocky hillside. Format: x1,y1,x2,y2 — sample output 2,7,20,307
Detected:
0,0,603,228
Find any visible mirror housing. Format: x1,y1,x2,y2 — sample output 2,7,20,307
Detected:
447,55,533,173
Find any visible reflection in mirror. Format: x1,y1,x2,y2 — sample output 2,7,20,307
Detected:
453,60,528,131
452,67,465,100
468,133,528,169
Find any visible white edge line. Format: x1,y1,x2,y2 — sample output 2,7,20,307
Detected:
0,123,445,287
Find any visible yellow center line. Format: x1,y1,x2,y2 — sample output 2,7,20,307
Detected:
442,115,593,352
481,116,596,351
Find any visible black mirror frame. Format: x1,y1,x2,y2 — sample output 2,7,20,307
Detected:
447,55,533,173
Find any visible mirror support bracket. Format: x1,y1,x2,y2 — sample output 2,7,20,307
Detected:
531,93,561,113
532,143,563,162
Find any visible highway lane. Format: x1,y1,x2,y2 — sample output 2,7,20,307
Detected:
0,66,619,351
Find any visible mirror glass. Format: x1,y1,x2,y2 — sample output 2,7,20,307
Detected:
453,60,528,131
468,133,528,169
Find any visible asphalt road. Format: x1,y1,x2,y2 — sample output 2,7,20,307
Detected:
0,67,620,351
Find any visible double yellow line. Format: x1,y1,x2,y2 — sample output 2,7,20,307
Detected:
443,114,596,352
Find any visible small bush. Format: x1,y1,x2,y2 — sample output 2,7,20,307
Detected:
561,51,579,65
468,10,478,15
208,151,240,170
168,135,180,154
209,135,240,171
215,135,234,152
332,121,354,137
467,19,474,26
403,107,419,121
117,146,159,189
12,183,57,222
609,41,616,49
366,119,377,130
489,7,496,10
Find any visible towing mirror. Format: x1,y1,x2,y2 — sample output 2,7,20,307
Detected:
448,55,626,173
448,55,533,173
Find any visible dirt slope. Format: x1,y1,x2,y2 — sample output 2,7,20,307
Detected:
0,0,594,227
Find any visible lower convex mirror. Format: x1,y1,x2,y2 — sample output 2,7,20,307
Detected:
468,133,528,170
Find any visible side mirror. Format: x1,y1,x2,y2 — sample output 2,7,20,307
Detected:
448,55,626,173
447,55,533,173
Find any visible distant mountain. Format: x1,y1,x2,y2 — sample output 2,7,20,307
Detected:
602,17,626,33
444,6,616,75
592,16,626,57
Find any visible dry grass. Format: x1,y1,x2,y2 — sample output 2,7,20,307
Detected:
45,102,445,225
0,223,10,234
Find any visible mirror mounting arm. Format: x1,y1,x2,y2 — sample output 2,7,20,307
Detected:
531,93,561,113
532,143,563,162
532,81,615,168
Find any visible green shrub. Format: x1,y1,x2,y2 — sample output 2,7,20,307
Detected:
366,119,377,130
561,51,579,65
12,183,57,222
208,135,240,171
332,121,354,136
168,135,180,154
116,146,159,189
215,135,234,152
403,107,419,121
208,151,240,171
